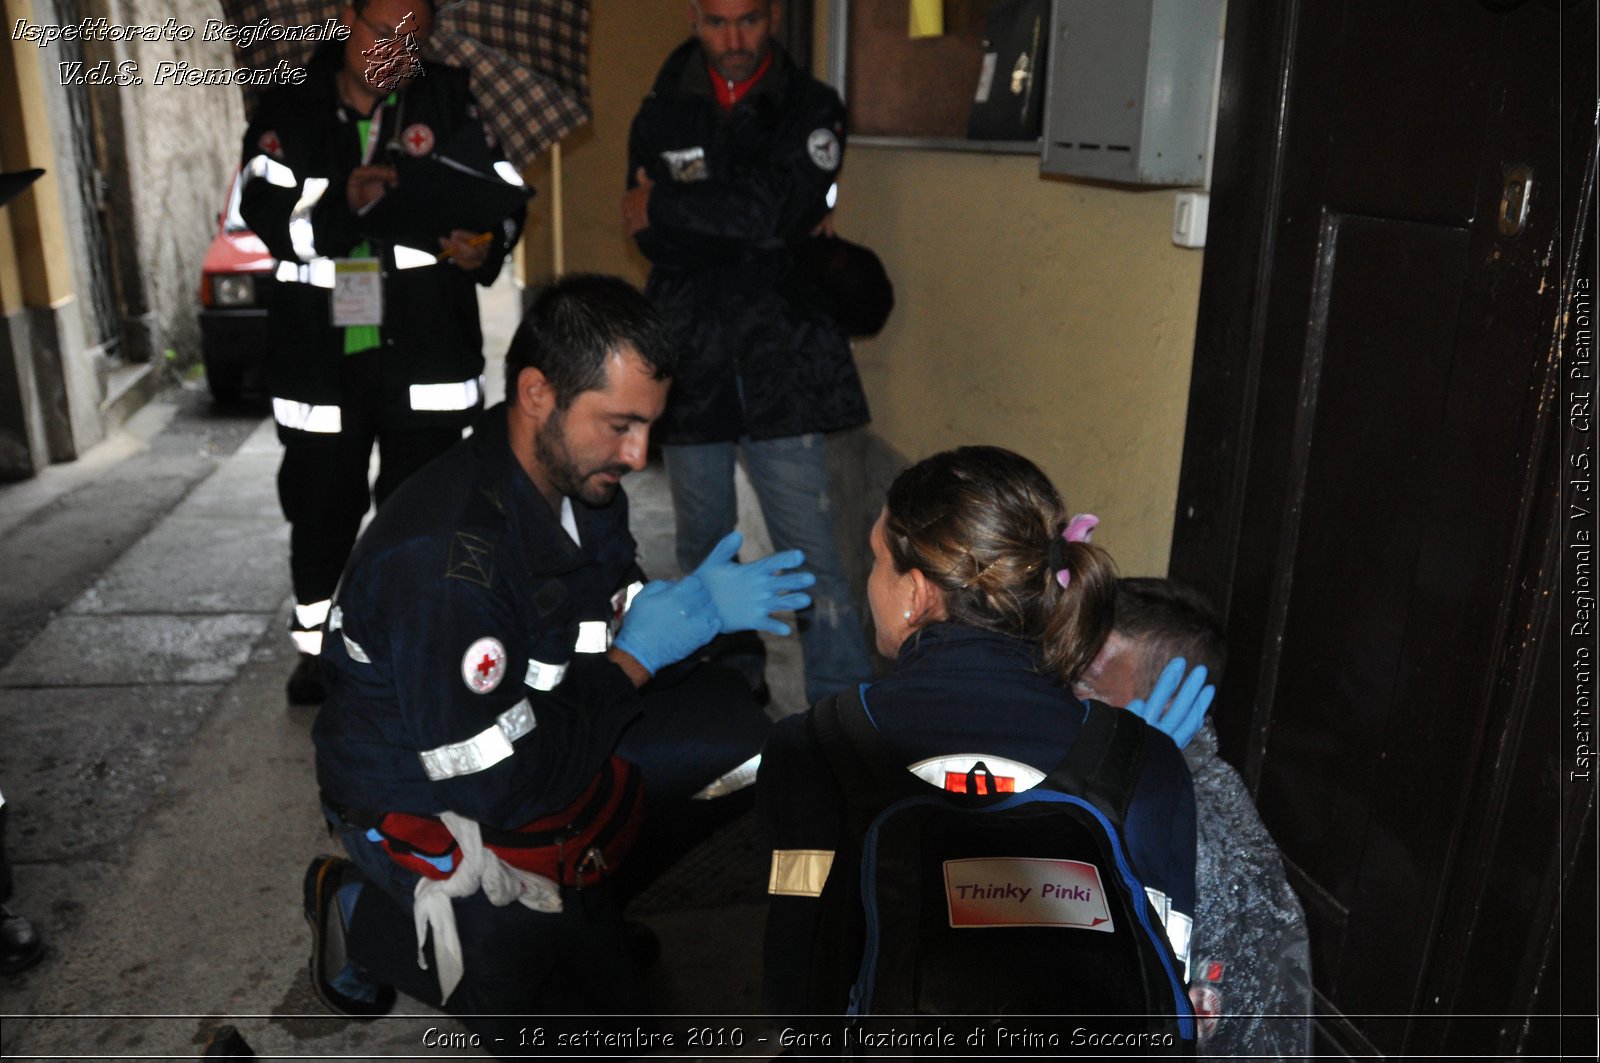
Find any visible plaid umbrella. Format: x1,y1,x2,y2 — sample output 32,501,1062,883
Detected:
220,0,591,172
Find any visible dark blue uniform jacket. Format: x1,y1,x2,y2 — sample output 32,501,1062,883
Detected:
314,405,644,829
759,622,1198,1012
627,40,869,444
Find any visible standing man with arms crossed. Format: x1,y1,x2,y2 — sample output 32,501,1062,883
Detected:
307,275,812,1036
240,0,525,705
624,0,874,706
1074,578,1314,1059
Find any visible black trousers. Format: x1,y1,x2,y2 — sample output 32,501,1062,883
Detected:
277,353,465,611
328,665,769,1043
0,805,12,903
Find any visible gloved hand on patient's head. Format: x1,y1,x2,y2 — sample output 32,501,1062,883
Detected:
692,530,816,636
1126,656,1215,750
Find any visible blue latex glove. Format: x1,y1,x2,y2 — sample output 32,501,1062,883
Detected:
1126,656,1214,751
612,576,720,676
691,530,817,636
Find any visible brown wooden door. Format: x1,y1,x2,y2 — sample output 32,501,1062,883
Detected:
1170,0,1596,1056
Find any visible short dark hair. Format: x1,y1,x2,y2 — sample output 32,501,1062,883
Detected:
504,274,676,408
1112,578,1228,696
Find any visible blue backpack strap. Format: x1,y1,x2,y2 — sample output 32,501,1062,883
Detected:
1047,699,1147,828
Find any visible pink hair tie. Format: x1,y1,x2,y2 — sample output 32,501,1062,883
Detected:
1054,513,1100,589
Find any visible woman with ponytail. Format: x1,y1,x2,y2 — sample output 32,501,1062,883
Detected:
758,446,1197,1015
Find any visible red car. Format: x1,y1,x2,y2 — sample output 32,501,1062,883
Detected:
198,168,275,402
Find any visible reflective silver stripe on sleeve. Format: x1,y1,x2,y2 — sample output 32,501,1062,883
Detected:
524,658,567,692
574,620,610,654
394,244,439,269
242,152,296,189
768,849,834,897
326,606,371,663
294,599,332,629
291,629,323,655
691,753,761,800
418,699,536,782
288,176,329,262
273,398,342,434
1144,887,1193,982
273,258,336,288
409,378,481,412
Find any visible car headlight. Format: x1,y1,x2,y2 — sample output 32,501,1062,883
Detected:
212,274,256,307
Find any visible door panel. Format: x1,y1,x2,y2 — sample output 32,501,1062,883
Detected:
1171,0,1595,1054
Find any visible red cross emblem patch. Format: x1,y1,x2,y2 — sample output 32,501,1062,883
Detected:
258,130,282,158
401,123,435,157
461,636,507,694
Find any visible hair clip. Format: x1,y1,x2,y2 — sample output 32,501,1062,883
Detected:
1064,513,1100,543
1054,513,1100,589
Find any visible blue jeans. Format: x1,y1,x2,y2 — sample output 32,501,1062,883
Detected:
663,433,873,705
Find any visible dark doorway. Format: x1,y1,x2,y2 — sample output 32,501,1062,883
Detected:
1171,0,1595,1056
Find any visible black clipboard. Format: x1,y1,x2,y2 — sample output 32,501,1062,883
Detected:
356,154,533,250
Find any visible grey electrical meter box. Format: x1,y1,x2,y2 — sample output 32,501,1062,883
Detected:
1040,0,1224,186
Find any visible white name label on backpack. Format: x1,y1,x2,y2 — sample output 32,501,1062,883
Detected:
943,858,1114,932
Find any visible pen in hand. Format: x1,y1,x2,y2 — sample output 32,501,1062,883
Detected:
437,230,493,260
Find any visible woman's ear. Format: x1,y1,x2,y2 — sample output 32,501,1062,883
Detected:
907,568,946,626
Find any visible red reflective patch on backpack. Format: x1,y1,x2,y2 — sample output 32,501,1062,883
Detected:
943,772,1015,794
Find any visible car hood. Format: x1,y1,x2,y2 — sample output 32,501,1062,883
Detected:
203,229,274,275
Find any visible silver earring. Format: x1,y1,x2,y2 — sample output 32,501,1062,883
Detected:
903,610,912,620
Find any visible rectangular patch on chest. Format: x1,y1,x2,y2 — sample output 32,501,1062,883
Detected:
660,146,708,182
943,858,1114,931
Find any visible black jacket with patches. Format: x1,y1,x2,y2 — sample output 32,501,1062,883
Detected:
313,405,645,829
628,40,870,444
240,43,522,432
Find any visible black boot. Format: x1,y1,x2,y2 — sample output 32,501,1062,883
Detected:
0,903,44,974
286,653,326,706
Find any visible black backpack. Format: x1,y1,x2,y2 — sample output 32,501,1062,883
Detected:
809,689,1196,1052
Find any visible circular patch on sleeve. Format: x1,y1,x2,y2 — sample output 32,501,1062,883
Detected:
1189,983,1222,1042
807,127,841,171
400,122,435,157
462,637,507,694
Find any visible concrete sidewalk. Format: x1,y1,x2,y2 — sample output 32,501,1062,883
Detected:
0,278,813,1060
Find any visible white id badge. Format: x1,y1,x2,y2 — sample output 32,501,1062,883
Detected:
331,258,382,326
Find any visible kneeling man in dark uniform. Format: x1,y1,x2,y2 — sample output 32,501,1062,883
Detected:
306,275,812,1038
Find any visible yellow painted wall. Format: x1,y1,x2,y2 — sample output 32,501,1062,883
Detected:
553,1,1203,575
0,1,75,313
835,153,1203,574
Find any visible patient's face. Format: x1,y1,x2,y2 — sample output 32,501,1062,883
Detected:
1072,631,1142,707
